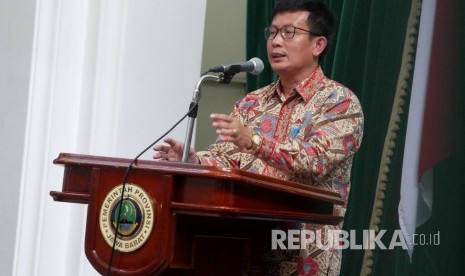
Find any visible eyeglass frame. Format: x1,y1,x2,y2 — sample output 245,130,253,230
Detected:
264,24,321,40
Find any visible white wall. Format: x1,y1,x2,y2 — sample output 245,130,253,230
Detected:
1,0,207,275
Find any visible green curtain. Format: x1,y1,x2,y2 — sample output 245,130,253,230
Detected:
331,0,415,275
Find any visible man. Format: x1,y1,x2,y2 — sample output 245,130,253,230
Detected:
154,0,363,274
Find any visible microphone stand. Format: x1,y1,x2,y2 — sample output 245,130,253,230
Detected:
182,74,222,163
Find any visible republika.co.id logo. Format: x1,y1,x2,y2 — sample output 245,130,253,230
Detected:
99,184,155,252
271,229,440,250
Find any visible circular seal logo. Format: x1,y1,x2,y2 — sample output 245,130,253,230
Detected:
99,184,155,252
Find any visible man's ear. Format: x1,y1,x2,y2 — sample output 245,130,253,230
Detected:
313,36,328,57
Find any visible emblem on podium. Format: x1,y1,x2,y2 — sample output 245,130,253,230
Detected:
99,183,155,252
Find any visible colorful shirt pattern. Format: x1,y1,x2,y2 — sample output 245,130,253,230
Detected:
197,66,364,275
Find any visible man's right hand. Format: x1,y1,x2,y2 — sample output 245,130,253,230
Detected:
153,137,199,164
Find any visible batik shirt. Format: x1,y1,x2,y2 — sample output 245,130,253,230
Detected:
197,66,364,276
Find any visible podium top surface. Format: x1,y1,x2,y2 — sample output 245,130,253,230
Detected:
54,152,345,206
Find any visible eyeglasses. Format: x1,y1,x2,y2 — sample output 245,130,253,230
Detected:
264,25,320,40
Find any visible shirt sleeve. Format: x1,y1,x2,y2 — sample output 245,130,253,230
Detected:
196,141,241,169
254,89,364,181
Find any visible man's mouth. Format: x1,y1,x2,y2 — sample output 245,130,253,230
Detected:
272,52,286,58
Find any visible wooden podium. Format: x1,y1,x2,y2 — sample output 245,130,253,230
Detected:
50,153,344,275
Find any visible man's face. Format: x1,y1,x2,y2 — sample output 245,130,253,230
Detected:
267,11,319,79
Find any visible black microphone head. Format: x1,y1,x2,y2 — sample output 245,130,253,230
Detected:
208,58,264,75
248,57,264,75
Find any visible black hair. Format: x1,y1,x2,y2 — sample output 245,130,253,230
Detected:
273,0,337,57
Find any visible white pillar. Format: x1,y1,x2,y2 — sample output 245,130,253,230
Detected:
12,0,206,275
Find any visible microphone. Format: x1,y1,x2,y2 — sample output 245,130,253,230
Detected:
208,57,264,75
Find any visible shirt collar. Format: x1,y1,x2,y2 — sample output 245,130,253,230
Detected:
274,66,326,103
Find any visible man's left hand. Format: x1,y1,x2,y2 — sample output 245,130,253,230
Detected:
210,113,252,150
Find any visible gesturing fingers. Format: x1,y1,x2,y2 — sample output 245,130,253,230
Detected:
209,113,253,149
210,113,233,123
153,137,182,161
210,113,236,134
153,137,198,164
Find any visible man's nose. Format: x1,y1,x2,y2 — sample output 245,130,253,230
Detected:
270,33,283,46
